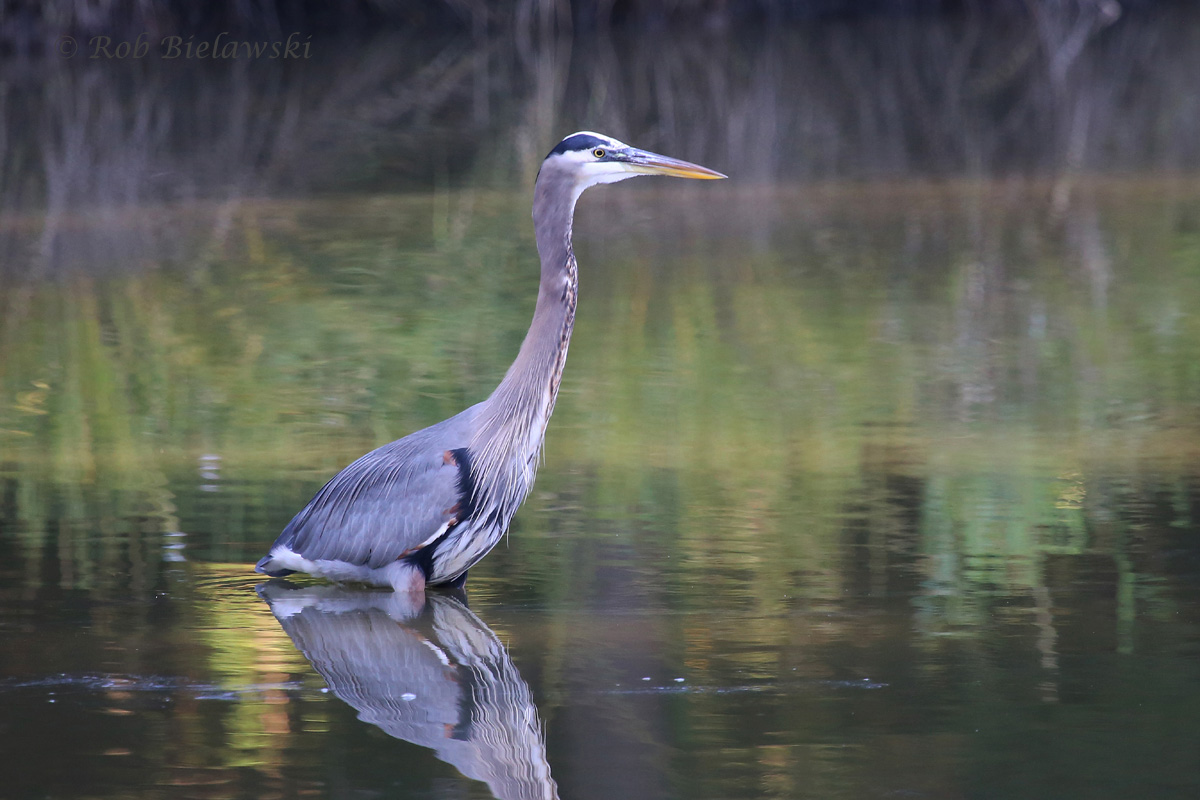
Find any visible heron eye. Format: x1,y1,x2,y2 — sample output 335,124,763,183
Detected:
592,148,606,159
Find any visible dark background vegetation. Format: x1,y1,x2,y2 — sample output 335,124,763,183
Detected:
3,0,1200,230
2,0,1181,42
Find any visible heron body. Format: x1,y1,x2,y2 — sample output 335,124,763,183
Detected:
255,132,726,592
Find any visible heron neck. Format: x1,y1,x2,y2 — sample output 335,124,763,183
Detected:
469,172,580,499
532,172,579,284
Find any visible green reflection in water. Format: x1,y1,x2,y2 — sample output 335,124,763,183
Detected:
1,176,1199,799
3,178,1200,596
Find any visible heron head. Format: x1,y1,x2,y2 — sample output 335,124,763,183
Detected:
540,131,727,194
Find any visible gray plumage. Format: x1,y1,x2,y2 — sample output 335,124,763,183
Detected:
273,413,476,568
255,131,726,592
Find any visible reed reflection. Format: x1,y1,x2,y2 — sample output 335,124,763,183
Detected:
257,583,558,800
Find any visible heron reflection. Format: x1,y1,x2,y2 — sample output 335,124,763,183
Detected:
257,583,558,800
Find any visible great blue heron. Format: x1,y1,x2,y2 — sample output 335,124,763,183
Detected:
255,132,726,592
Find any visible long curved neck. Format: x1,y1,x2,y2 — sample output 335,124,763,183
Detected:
470,169,581,503
499,171,579,416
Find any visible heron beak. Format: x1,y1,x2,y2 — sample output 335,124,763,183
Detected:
622,149,728,180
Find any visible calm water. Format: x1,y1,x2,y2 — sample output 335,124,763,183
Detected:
4,14,1200,800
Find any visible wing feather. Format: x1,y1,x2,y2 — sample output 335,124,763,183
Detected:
274,436,467,570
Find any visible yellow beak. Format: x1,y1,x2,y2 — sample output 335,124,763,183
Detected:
623,149,728,180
